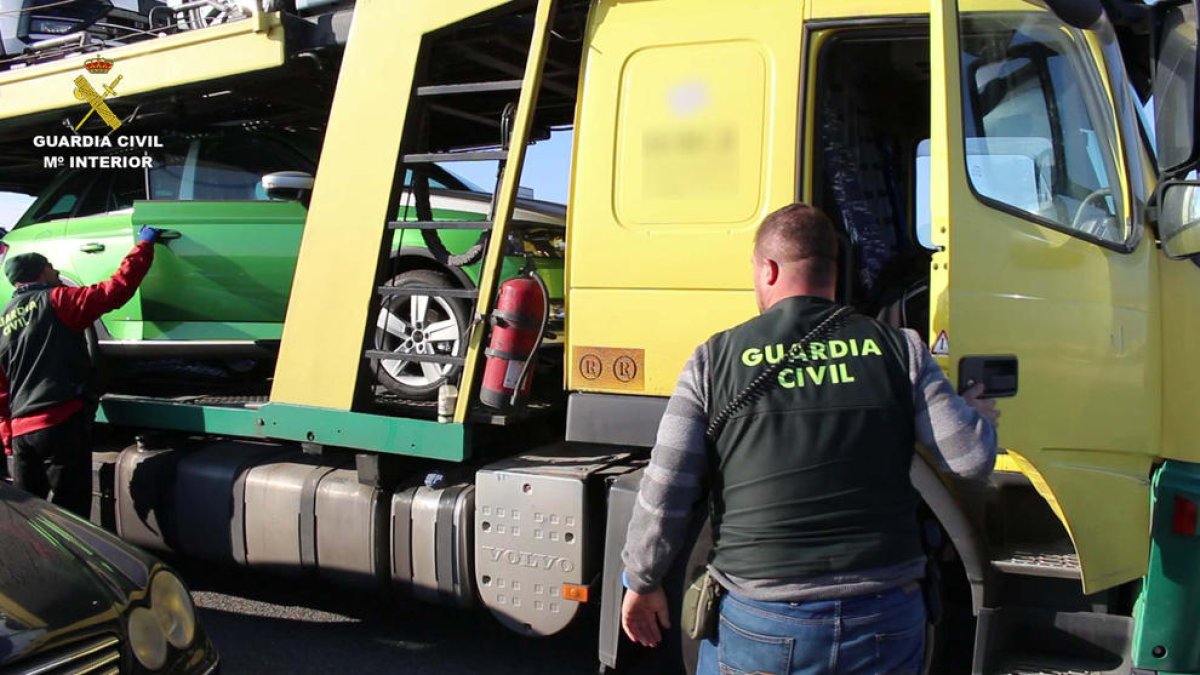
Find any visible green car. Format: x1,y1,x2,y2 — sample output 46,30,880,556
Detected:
0,130,565,399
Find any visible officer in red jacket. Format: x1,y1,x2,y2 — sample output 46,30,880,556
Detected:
0,226,161,515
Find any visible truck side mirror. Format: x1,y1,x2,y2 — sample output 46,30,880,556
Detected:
1154,2,1200,173
1157,180,1200,257
261,171,315,205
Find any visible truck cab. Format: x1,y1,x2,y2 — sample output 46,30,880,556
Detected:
566,0,1200,670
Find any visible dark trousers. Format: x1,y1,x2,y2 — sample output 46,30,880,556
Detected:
12,411,91,517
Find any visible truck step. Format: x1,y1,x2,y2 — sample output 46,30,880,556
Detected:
376,286,480,299
403,150,509,163
973,607,1132,675
417,80,524,96
992,654,1115,675
991,541,1081,579
387,220,493,230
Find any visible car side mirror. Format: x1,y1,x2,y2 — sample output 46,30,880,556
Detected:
1043,0,1103,30
1156,180,1200,258
261,171,315,205
1154,2,1200,174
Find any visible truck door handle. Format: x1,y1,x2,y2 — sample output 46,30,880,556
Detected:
158,230,182,241
957,355,1018,398
79,243,105,253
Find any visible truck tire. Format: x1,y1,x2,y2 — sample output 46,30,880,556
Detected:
372,269,468,400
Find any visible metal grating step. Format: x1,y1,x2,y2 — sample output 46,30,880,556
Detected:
364,350,465,366
387,220,493,230
376,286,479,299
417,80,524,96
995,664,1091,674
372,390,561,426
403,150,508,163
993,654,1118,675
991,542,1080,579
188,395,270,409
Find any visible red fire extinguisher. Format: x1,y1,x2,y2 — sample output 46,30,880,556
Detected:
480,268,548,410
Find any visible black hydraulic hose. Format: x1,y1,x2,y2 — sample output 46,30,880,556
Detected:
413,166,488,267
420,229,488,267
509,264,551,408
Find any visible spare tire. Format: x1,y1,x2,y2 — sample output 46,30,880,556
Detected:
371,269,468,400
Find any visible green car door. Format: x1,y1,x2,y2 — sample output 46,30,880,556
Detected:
131,135,311,342
65,170,146,340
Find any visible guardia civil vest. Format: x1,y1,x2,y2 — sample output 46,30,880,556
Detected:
706,295,921,580
0,284,92,418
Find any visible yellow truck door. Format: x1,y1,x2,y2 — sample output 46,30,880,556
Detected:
929,0,1160,593
568,0,804,396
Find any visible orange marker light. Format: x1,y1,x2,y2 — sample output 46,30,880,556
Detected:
562,584,589,603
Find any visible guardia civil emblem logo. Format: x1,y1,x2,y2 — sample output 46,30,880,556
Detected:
71,56,124,132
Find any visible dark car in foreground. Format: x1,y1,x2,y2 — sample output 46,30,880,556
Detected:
0,483,218,674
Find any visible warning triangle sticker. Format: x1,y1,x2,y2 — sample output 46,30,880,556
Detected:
931,331,950,356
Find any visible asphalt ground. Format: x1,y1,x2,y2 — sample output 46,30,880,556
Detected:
167,556,603,675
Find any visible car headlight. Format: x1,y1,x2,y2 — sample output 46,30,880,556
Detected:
128,571,198,670
128,607,168,670
150,571,197,649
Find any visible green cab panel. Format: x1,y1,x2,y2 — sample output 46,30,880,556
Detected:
132,200,307,325
1134,461,1200,673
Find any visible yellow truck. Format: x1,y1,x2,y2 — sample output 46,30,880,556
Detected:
0,0,1198,672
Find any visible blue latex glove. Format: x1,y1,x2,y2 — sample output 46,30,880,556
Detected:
138,226,162,244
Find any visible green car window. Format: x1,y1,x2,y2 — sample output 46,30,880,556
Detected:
20,171,96,227
73,172,113,218
149,146,190,201
108,169,149,211
68,168,149,219
191,136,316,201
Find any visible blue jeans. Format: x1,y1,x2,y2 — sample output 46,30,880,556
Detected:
697,584,926,675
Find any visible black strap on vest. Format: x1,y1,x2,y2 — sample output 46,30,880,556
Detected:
705,305,852,445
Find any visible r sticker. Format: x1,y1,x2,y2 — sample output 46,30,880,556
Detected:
573,346,645,391
931,331,950,356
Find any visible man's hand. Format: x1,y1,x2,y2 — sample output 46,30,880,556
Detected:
963,382,1000,426
138,226,163,244
621,587,671,647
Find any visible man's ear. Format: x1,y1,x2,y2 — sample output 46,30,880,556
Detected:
766,259,780,286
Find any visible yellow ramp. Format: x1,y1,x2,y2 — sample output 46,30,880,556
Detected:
0,13,286,121
271,0,520,410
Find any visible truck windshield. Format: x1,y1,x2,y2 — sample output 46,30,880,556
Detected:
957,5,1129,246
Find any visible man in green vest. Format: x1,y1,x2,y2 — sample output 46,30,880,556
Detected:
620,203,998,674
